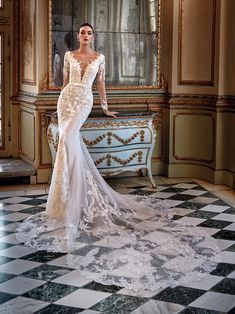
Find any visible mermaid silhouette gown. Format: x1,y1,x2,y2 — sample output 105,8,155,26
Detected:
17,51,221,291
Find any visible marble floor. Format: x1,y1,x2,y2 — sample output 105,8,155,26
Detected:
0,176,234,313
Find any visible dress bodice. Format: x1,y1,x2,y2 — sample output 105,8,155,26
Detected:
64,51,105,88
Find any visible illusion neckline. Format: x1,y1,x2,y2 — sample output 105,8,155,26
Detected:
70,52,101,82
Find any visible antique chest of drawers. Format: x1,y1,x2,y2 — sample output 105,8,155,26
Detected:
47,113,157,188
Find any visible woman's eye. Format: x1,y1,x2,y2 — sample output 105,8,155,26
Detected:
80,30,92,35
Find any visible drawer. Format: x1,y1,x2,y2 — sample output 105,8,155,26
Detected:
89,147,150,169
81,127,152,148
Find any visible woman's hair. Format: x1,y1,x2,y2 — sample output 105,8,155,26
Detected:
64,32,73,49
78,23,94,33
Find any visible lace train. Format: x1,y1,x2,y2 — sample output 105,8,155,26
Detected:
16,176,221,291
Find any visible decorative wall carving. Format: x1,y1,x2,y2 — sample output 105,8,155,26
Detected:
39,75,48,92
20,0,36,84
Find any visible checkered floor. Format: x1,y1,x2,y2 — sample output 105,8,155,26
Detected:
0,180,234,313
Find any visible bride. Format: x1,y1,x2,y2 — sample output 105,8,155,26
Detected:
17,23,221,291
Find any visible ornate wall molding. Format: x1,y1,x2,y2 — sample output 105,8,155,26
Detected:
0,31,6,150
216,96,235,112
178,0,216,86
0,17,9,24
18,108,35,161
168,94,235,112
12,0,20,96
173,112,215,163
12,92,168,115
169,94,217,111
39,75,49,92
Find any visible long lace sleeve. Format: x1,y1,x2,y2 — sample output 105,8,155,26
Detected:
62,51,70,88
97,55,108,112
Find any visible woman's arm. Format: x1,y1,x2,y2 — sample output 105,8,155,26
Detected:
97,56,119,118
61,52,70,90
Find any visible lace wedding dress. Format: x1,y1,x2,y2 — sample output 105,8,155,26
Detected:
17,51,221,291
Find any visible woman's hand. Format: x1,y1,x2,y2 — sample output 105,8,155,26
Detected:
104,110,119,118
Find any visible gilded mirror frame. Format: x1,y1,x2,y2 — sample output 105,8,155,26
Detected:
46,0,163,91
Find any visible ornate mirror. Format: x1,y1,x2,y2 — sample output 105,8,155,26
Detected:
48,0,162,90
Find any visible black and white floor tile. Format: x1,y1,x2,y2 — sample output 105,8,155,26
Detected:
0,178,234,313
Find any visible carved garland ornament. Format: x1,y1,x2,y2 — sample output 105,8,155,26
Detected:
39,75,48,92
152,112,162,134
95,151,143,167
47,128,59,151
82,120,149,129
83,134,106,146
83,130,145,147
102,170,120,177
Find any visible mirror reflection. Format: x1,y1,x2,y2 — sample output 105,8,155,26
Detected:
50,0,160,88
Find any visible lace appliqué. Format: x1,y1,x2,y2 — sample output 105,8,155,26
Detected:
97,55,108,112
101,100,108,111
16,170,222,291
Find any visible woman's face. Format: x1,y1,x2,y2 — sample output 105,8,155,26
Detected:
78,26,94,45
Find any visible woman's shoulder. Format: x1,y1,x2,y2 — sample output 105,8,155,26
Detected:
97,52,105,62
65,50,81,56
64,50,72,59
90,51,104,60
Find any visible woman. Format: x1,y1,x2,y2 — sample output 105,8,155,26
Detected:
17,23,221,291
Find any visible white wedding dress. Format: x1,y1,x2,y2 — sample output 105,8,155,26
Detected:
17,51,221,291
